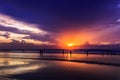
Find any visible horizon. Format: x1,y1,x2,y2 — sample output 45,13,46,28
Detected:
0,42,120,50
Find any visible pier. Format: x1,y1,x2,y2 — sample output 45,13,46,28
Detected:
0,49,120,55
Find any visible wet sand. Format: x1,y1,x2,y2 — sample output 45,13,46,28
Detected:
0,58,119,80
0,53,120,80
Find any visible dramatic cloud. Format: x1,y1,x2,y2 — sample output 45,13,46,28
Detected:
0,14,54,45
0,14,47,34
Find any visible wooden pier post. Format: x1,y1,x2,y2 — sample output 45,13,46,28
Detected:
39,50,43,56
62,50,65,55
102,51,104,56
22,50,25,53
86,51,88,56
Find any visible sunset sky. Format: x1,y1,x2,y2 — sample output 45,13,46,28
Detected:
0,0,120,48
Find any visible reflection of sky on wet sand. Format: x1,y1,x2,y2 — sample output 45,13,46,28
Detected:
0,58,46,76
0,58,119,80
0,58,29,66
0,52,120,65
0,64,43,75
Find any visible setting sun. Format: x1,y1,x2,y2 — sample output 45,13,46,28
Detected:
68,43,74,47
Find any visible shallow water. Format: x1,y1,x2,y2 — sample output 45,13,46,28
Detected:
0,52,120,65
0,58,119,80
0,52,120,80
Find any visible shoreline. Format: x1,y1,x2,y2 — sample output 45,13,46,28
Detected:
0,56,120,67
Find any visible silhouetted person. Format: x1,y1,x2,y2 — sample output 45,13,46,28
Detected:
70,50,72,54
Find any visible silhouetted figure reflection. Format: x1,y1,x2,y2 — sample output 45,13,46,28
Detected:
69,50,72,59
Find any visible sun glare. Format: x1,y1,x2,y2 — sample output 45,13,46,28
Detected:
68,43,74,47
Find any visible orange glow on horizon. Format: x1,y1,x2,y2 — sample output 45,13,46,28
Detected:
56,31,95,49
56,32,81,49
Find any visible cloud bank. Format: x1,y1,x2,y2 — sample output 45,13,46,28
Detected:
0,14,54,45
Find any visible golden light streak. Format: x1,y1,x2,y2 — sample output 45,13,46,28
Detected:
0,58,46,75
0,31,54,45
10,32,29,39
0,14,47,34
0,36,12,43
23,39,55,45
0,65,45,75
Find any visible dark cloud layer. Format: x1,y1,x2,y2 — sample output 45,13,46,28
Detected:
0,0,119,32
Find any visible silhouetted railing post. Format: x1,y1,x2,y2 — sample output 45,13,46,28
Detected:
39,50,43,57
86,51,88,56
22,50,25,53
62,50,65,55
102,51,104,56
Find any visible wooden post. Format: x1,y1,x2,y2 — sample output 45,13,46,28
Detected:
40,50,43,57
102,51,104,56
62,50,65,55
86,51,88,56
22,50,25,53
